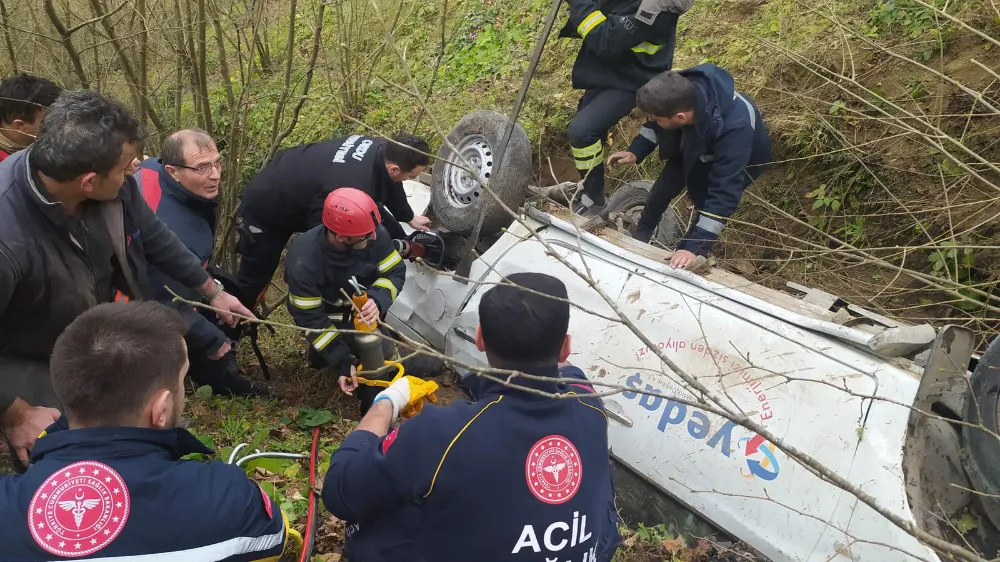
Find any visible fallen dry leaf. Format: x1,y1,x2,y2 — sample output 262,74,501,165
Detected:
662,537,685,555
691,538,712,559
622,533,638,548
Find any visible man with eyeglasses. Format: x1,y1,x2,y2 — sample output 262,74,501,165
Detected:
284,188,407,412
134,129,265,397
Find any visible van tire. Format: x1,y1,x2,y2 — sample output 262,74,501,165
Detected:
605,180,684,247
430,111,532,236
962,334,1000,531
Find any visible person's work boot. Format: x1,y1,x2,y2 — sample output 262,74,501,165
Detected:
192,351,273,399
572,194,607,217
632,226,654,244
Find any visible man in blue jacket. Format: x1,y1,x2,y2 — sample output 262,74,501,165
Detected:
608,64,772,268
0,90,252,469
323,272,621,562
0,300,297,560
135,129,263,397
560,0,692,216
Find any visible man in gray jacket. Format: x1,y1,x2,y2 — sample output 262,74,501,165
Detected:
0,90,253,468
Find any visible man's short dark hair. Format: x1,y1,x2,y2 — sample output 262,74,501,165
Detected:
29,90,146,182
0,73,61,125
385,134,430,172
636,71,698,118
50,301,188,427
161,128,215,167
478,272,570,367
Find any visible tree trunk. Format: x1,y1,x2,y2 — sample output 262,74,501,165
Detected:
266,2,326,164
137,0,148,130
0,0,17,74
87,0,164,133
197,0,214,135
183,0,204,128
269,0,298,149
43,0,90,88
212,14,235,109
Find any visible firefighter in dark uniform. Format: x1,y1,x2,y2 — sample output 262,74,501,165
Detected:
561,0,693,216
0,301,299,561
284,188,407,411
607,64,772,269
133,129,264,397
322,272,622,562
235,134,429,305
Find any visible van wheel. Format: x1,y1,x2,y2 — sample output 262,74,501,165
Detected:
962,335,1000,531
430,111,532,236
604,180,684,247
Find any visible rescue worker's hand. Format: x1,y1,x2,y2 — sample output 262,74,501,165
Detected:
1,398,60,467
338,365,359,396
208,340,231,360
373,376,439,420
358,299,379,327
210,291,256,327
607,151,637,166
668,249,697,269
408,215,431,231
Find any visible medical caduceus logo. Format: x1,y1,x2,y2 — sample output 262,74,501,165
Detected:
28,460,131,557
525,435,583,505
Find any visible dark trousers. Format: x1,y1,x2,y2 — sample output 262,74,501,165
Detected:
637,160,686,234
567,89,637,204
637,160,766,235
234,214,292,307
186,346,253,396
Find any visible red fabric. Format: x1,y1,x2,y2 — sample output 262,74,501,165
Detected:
0,149,9,163
139,168,162,212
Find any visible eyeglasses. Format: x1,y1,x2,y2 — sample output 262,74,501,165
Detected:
173,157,224,176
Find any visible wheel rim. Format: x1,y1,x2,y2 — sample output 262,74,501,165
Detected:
445,134,494,208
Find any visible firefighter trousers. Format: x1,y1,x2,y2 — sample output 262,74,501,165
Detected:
566,88,637,206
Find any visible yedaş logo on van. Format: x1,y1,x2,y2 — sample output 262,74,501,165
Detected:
623,373,780,481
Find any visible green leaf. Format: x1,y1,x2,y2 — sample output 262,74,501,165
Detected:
258,480,276,499
280,501,299,524
283,463,301,478
812,199,824,210
280,414,292,425
955,513,978,534
197,434,215,449
830,199,841,212
245,457,287,475
195,385,213,399
249,428,270,451
295,407,334,429
829,100,846,115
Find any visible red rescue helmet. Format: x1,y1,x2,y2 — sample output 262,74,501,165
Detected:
322,188,382,237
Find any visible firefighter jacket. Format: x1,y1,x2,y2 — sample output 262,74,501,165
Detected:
626,64,773,256
559,0,685,92
134,158,227,356
239,136,414,234
322,364,622,562
0,150,209,413
283,224,405,377
0,421,294,561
